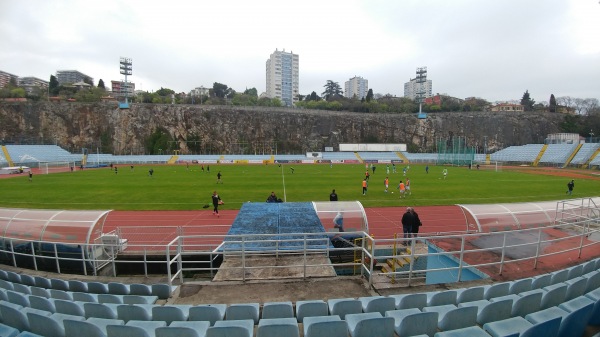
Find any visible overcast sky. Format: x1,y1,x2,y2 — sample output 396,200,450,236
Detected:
1,0,599,103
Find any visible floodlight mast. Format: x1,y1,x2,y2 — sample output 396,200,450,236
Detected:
119,57,132,105
415,66,427,114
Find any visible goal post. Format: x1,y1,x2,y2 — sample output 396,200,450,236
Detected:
38,161,76,174
494,161,503,172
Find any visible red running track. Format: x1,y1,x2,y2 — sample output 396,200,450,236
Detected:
103,206,467,248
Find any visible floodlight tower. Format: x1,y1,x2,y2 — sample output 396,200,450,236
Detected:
415,66,427,113
119,57,132,106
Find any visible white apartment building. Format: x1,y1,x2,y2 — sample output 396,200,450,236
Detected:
56,70,93,86
403,78,432,100
266,49,299,106
344,76,368,99
18,76,49,95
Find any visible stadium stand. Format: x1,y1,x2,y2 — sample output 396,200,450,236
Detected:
4,145,82,165
0,258,598,336
489,144,545,163
538,144,580,165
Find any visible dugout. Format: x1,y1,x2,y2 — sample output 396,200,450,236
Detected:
0,208,119,274
312,201,369,233
458,198,600,233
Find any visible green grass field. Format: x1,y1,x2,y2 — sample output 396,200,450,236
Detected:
0,163,598,210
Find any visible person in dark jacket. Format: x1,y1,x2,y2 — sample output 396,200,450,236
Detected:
410,208,422,237
212,190,222,217
401,207,417,245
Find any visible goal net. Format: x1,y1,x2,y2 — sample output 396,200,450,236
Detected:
494,161,503,172
38,162,75,174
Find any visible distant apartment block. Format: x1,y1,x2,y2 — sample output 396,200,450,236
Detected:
56,70,93,85
344,76,368,99
403,78,432,100
111,80,135,99
19,76,49,95
266,49,299,106
0,70,19,88
491,103,524,112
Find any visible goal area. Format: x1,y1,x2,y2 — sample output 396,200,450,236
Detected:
38,161,75,174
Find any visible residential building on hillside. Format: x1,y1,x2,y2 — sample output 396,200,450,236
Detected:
403,77,432,100
56,70,93,85
266,49,299,106
111,80,135,99
190,86,210,98
19,76,49,95
491,103,524,112
0,70,19,88
344,76,368,99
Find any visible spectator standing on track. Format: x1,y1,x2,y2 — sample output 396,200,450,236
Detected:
566,179,575,195
410,207,422,237
401,207,417,245
330,189,338,201
211,190,222,217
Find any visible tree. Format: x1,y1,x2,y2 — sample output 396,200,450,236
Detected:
213,82,233,99
520,90,535,111
98,79,106,90
49,75,59,96
243,88,258,97
366,89,374,102
549,94,557,113
155,87,175,96
306,91,321,101
321,80,343,101
145,127,173,154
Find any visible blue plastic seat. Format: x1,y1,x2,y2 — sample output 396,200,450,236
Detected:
525,303,593,337
123,295,158,305
152,284,175,300
456,286,484,303
484,282,510,300
33,276,51,289
510,278,532,294
566,265,583,280
108,282,130,295
20,274,36,287
385,308,438,337
188,304,227,325
0,302,51,332
6,271,21,284
345,312,394,337
225,303,260,323
68,280,89,293
130,284,152,296
425,290,457,306
423,304,478,331
84,302,119,319
257,317,299,337
27,312,86,337
434,326,490,337
64,319,108,337
531,274,551,289
117,304,153,321
54,299,85,316
7,290,30,307
390,293,427,310
107,321,165,337
357,296,395,315
85,317,125,336
29,294,57,313
73,292,99,303
98,294,123,304
208,319,254,337
0,279,14,291
30,286,50,298
152,305,191,323
50,289,73,301
483,316,561,337
459,298,512,325
87,282,109,294
50,278,70,292
584,287,600,325
327,298,362,319
564,277,587,301
13,283,32,295
0,322,19,337
261,301,294,319
295,300,328,323
550,270,569,285
303,315,348,337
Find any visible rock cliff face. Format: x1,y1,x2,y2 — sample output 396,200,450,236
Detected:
0,102,564,154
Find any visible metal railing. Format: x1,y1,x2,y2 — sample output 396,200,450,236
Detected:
0,217,598,288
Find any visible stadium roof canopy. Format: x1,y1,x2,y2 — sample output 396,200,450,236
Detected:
0,208,110,246
458,197,600,233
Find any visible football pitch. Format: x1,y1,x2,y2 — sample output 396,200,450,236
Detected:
0,163,598,211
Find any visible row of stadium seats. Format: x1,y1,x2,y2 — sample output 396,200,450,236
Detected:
0,257,598,336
